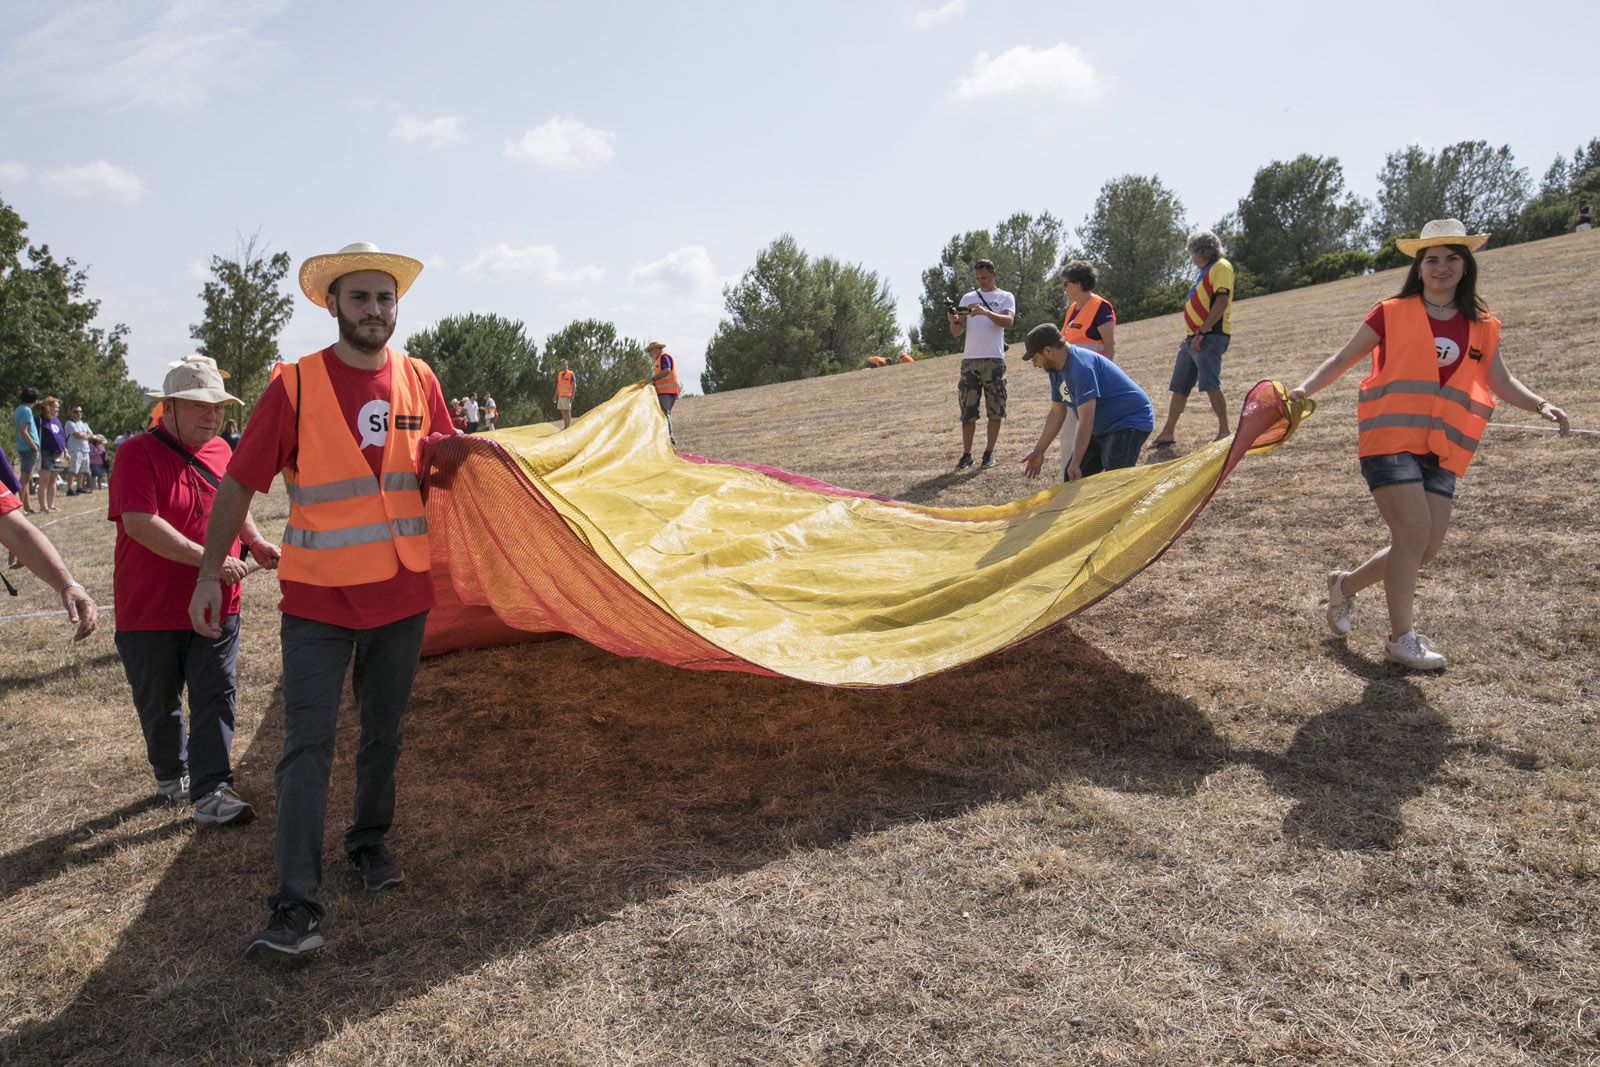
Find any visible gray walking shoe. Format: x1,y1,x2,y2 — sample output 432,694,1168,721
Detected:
193,784,255,826
245,903,323,960
155,774,190,803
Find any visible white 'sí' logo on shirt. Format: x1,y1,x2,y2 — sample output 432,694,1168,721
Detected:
356,399,390,450
1434,337,1461,368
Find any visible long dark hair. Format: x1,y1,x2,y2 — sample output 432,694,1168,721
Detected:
1395,243,1487,321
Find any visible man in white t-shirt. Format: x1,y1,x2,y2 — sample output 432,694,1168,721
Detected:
462,392,481,433
63,405,94,495
946,259,1016,470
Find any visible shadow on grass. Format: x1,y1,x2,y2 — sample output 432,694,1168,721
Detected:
898,467,985,503
0,797,189,902
1244,641,1452,850
0,629,1451,1062
1,649,121,689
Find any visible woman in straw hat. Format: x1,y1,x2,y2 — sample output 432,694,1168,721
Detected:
1291,219,1570,670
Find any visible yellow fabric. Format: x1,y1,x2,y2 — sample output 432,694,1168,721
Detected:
471,383,1308,687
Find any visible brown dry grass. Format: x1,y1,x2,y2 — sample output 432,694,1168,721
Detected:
1,231,1596,1066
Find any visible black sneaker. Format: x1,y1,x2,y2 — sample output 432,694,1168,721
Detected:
980,451,996,469
244,903,323,960
349,842,404,892
955,453,974,471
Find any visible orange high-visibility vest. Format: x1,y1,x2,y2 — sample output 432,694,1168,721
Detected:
557,369,576,397
1356,297,1500,476
897,353,915,364
1062,293,1114,354
652,352,680,395
276,349,435,586
147,401,164,428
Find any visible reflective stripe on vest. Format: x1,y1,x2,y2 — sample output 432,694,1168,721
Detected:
1355,297,1499,476
1062,294,1111,353
283,515,430,550
557,370,576,397
276,349,434,587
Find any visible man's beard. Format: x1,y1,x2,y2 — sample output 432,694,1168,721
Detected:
336,307,395,354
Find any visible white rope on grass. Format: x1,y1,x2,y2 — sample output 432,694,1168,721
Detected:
0,605,115,623
1486,423,1598,436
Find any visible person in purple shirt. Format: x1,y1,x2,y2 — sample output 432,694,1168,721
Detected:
1019,323,1154,481
35,396,68,512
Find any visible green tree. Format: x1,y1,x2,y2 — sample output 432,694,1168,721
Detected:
405,312,544,424
910,212,1066,353
702,234,897,393
1076,175,1189,318
1374,141,1529,239
0,195,147,435
1233,154,1367,290
538,319,651,417
189,232,294,408
1513,137,1600,242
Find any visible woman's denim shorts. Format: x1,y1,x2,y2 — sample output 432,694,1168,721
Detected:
1359,451,1457,499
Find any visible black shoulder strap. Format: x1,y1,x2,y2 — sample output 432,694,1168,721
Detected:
148,427,221,491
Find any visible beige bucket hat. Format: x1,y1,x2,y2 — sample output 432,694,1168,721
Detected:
1395,218,1490,257
145,355,241,404
298,242,423,308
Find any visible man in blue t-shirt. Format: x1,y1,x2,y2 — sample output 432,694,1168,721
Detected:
1020,323,1154,482
12,386,41,513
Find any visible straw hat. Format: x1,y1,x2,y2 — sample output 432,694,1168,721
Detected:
645,340,666,352
298,242,423,308
145,355,241,404
1395,218,1489,257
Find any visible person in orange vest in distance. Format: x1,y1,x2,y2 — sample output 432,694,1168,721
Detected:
1291,219,1570,670
554,358,577,429
1057,260,1118,447
189,242,458,960
646,340,680,444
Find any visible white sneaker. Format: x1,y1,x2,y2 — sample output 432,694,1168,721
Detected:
1325,571,1355,636
1385,630,1446,671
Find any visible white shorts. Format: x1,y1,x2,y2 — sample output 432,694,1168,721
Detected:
68,451,91,474
557,396,572,412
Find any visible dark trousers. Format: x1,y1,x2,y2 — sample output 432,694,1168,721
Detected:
1073,427,1151,479
114,616,240,801
272,611,428,918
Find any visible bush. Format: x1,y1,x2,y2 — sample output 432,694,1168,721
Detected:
1373,231,1418,271
1298,250,1374,286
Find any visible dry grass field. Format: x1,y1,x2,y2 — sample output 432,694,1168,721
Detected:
1,231,1596,1065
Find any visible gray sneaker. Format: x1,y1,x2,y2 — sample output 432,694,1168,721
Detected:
155,774,190,803
1385,630,1446,671
955,453,974,471
979,451,996,470
1325,570,1355,636
194,784,255,826
245,903,323,960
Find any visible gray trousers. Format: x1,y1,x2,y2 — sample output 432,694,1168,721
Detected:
114,617,240,801
271,611,428,918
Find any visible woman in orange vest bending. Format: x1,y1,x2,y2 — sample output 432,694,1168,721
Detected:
1290,219,1570,670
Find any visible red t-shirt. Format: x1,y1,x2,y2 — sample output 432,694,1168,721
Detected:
228,348,456,630
1364,303,1469,384
0,481,19,516
108,430,242,630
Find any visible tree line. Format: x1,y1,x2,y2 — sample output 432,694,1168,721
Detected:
4,135,1593,420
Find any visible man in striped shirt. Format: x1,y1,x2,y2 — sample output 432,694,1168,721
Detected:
1151,230,1234,448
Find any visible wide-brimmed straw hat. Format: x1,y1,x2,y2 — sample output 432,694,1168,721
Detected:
145,355,241,404
1395,218,1489,257
298,242,423,308
645,340,666,351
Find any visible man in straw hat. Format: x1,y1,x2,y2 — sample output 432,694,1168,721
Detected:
646,340,680,443
189,243,456,960
111,356,273,819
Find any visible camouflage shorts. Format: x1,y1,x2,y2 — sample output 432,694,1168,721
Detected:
957,358,1008,422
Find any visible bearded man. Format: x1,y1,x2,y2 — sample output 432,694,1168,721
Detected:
190,243,457,960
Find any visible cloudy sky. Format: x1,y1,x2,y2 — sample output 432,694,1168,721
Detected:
1,0,1593,396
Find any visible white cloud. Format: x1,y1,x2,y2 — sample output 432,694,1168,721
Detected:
626,246,724,301
464,243,605,285
0,0,289,113
951,43,1105,101
505,117,617,169
390,114,466,148
0,162,27,185
39,160,147,204
914,0,967,27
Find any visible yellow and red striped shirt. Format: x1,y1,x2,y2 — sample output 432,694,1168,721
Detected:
1183,257,1234,336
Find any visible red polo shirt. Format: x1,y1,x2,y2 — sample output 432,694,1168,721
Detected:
228,348,456,630
108,430,242,631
